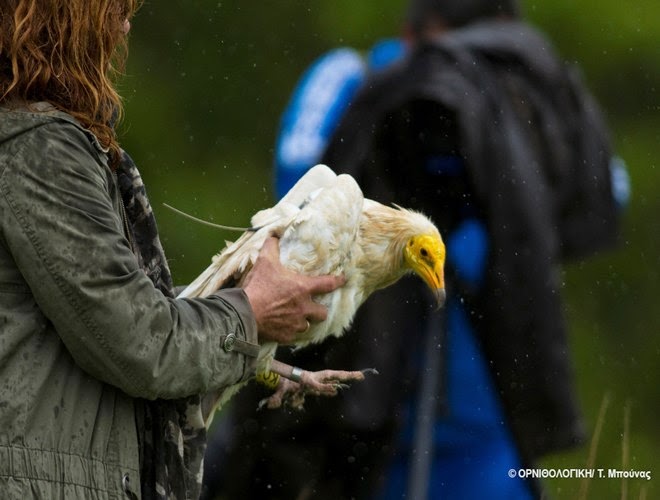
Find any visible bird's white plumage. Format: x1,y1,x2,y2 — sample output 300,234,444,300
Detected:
179,164,443,415
178,165,364,373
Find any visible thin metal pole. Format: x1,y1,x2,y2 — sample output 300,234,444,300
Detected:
406,309,445,500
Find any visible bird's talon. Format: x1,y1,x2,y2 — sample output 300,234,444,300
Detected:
361,368,379,376
257,398,269,411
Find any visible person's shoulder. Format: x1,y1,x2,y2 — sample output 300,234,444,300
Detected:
0,104,110,180
348,54,412,109
3,104,106,158
310,47,365,73
289,47,367,108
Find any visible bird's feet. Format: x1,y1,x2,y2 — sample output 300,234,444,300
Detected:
257,363,378,410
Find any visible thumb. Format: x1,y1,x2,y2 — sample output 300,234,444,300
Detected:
259,236,281,260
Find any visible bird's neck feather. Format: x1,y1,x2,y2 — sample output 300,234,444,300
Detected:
356,208,412,294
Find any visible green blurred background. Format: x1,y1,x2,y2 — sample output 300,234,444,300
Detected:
121,1,659,498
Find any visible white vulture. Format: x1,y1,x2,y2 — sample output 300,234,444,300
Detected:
177,164,445,423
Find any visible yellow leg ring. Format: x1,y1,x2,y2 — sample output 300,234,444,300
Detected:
255,371,280,390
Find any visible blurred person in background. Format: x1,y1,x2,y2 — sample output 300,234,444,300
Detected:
203,0,628,499
0,1,345,498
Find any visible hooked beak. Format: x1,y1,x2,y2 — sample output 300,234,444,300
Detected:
403,234,446,308
434,288,447,308
418,260,446,308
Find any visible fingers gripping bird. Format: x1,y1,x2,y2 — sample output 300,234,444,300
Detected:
177,164,445,423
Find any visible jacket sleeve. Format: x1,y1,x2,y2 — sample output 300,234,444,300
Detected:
0,121,258,400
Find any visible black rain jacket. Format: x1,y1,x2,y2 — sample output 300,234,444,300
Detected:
322,19,619,462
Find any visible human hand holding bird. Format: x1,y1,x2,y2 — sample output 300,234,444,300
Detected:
176,164,445,423
242,236,344,345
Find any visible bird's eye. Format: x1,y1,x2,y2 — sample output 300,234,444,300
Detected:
421,248,428,257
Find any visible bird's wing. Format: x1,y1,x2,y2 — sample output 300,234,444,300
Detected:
274,164,338,212
176,226,267,299
250,164,338,228
279,173,362,276
177,164,341,299
279,173,364,345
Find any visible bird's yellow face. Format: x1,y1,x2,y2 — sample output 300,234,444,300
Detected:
403,233,446,306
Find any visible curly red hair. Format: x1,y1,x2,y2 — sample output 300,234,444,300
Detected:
0,0,142,167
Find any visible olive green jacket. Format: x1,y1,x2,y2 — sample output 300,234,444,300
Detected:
0,105,258,498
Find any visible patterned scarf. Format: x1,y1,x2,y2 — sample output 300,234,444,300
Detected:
116,151,207,500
